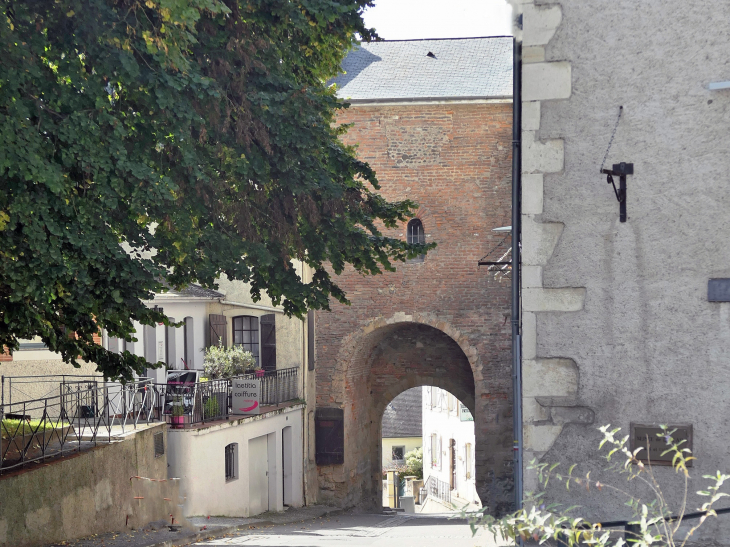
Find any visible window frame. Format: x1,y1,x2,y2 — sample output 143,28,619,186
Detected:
392,445,406,463
232,315,260,366
465,443,472,480
406,218,426,263
225,443,238,482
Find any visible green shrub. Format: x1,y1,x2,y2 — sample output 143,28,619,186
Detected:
471,425,730,547
203,396,220,419
203,344,258,379
404,447,423,480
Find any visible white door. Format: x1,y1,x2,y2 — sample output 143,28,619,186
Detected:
248,435,269,515
282,426,293,506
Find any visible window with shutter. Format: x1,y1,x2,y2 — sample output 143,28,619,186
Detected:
209,314,228,348
232,315,259,366
260,314,276,372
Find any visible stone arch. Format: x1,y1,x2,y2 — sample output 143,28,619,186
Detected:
316,310,513,515
333,312,483,383
317,317,485,510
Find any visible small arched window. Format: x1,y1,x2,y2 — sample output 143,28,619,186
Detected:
407,218,425,262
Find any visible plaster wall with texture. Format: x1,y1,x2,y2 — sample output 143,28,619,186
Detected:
167,405,304,518
514,0,730,539
0,423,172,547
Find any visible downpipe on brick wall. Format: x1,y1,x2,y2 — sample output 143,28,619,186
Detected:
511,37,523,514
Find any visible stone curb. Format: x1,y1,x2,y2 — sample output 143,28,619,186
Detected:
145,508,345,547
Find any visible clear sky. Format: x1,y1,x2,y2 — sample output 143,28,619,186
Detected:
362,0,513,41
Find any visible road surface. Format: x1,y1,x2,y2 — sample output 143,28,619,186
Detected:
194,512,506,547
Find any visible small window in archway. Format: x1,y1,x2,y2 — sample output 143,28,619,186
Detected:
406,218,425,263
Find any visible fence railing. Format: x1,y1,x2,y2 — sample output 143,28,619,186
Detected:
152,366,300,429
0,367,301,470
424,475,452,506
0,379,156,474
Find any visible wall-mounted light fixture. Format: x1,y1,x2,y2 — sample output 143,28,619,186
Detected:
601,162,633,223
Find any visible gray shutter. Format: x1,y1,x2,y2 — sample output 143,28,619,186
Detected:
166,318,176,368
307,310,315,371
209,314,227,347
184,317,194,369
260,314,276,372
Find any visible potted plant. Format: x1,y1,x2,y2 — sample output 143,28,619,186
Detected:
203,395,220,420
171,395,185,428
203,343,257,379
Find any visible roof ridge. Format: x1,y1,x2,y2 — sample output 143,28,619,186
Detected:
362,36,513,43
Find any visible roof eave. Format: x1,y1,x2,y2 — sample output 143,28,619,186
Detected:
340,95,513,105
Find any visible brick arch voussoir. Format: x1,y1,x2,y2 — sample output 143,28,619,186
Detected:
336,312,481,382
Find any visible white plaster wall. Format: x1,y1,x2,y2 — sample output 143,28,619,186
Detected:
514,0,730,538
421,387,479,505
145,301,208,370
167,405,304,517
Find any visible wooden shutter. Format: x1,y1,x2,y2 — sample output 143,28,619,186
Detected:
209,314,227,348
307,310,315,371
260,314,276,372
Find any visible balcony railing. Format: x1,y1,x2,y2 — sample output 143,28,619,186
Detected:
0,367,301,470
152,366,301,428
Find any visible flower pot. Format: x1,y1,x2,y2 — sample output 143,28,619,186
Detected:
172,416,185,429
255,370,265,378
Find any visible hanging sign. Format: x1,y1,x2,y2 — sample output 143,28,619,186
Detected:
231,378,261,415
459,403,474,422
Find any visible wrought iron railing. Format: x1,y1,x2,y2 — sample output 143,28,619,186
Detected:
152,366,300,428
0,379,157,473
0,367,301,469
425,475,452,506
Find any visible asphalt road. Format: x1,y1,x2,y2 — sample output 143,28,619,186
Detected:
194,513,506,547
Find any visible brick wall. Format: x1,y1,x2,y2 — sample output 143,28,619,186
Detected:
315,102,514,513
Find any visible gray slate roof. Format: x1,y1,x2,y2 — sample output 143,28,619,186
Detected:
382,388,422,438
332,37,512,102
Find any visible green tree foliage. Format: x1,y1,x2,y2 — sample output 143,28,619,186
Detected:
0,0,433,380
404,447,423,480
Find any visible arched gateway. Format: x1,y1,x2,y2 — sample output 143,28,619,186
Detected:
316,37,514,515
316,313,514,514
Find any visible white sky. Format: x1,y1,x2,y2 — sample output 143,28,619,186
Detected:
362,0,513,40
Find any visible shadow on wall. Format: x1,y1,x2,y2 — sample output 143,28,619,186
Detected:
0,424,177,547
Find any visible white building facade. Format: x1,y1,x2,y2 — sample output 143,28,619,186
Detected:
422,386,480,509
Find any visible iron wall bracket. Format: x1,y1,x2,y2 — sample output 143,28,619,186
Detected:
601,162,633,222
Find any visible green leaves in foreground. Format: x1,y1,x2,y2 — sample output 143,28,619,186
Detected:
469,425,730,547
0,0,433,379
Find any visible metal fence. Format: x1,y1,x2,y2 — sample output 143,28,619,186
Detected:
425,475,452,506
1,374,103,408
0,367,301,469
0,379,156,474
152,366,300,429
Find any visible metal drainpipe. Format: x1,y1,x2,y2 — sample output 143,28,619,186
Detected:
511,37,523,512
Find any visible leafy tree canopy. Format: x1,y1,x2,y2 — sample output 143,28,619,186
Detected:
0,0,433,380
